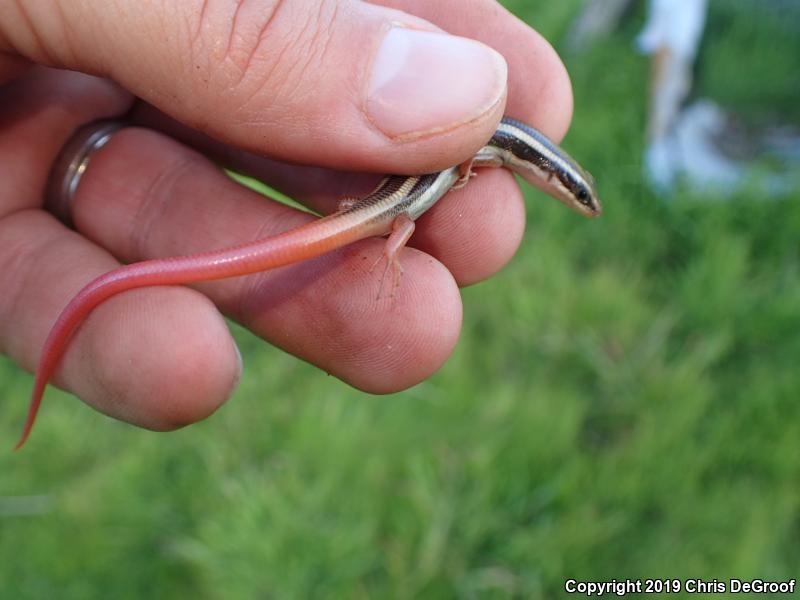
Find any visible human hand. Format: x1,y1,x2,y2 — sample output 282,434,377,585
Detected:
0,0,573,433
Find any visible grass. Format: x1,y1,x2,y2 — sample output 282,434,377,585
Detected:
2,2,799,598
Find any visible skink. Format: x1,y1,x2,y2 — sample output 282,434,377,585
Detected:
15,116,601,449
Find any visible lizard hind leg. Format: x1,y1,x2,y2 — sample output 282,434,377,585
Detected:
368,214,416,301
452,158,478,190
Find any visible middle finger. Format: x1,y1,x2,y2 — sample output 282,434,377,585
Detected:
69,126,464,393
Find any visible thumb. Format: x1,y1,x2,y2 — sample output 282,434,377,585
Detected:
0,0,507,172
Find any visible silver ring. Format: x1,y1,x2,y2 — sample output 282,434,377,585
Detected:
45,120,128,226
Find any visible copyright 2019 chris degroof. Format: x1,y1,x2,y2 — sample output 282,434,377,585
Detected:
565,578,797,596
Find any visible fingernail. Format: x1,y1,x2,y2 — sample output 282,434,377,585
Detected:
366,27,507,139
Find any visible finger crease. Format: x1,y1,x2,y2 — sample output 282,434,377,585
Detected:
232,208,313,322
192,0,211,48
128,154,206,261
9,0,56,65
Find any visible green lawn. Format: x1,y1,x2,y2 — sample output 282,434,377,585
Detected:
2,2,799,598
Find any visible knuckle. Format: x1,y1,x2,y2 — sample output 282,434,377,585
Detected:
209,0,340,115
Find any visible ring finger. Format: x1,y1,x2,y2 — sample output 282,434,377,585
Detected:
0,68,245,433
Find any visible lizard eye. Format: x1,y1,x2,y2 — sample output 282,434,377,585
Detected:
577,188,589,203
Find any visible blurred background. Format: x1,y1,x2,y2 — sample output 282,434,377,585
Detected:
2,1,799,597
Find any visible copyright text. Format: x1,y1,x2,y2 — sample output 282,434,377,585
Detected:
564,578,796,596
